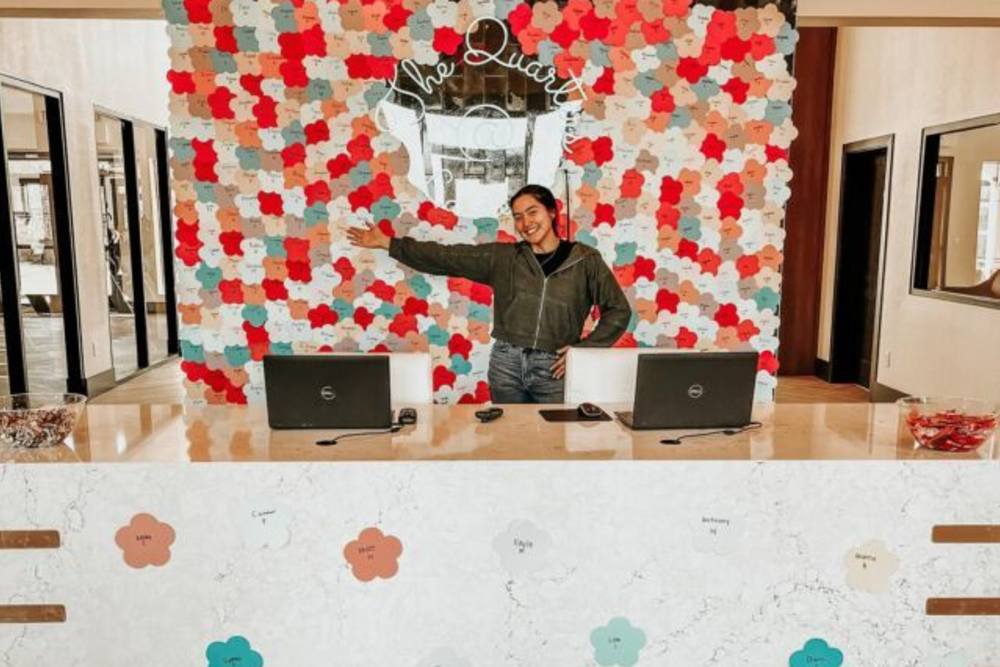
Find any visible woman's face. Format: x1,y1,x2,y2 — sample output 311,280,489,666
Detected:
512,194,557,245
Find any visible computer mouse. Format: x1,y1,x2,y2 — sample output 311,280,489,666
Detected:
577,402,603,419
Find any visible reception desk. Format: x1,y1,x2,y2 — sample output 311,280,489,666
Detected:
3,401,997,462
2,403,998,665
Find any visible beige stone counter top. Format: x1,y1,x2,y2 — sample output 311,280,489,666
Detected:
2,402,997,462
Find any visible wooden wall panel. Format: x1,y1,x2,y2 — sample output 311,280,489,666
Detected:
779,27,838,375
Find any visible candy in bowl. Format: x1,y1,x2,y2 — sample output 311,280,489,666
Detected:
0,393,86,449
897,397,999,453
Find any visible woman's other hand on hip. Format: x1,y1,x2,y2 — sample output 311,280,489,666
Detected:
550,345,570,380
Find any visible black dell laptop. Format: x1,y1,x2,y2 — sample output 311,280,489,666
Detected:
263,354,393,429
615,352,758,430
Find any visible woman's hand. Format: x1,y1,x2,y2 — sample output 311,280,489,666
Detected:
550,345,571,380
346,222,391,250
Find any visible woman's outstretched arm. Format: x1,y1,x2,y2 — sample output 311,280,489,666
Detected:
347,222,497,285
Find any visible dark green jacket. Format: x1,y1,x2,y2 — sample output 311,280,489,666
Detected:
388,237,632,353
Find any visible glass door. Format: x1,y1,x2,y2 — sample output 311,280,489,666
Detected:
134,123,169,364
95,113,140,380
0,82,82,394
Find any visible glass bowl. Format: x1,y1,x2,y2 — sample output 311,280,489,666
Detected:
0,393,87,449
897,396,999,453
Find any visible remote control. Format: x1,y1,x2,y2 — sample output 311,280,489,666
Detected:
474,407,504,423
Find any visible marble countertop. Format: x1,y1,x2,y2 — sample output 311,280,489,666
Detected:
2,402,997,462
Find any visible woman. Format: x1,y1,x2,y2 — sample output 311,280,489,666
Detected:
347,184,632,403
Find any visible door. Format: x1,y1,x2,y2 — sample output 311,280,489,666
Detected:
0,80,83,395
830,137,893,388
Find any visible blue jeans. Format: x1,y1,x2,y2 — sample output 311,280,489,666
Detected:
487,339,565,404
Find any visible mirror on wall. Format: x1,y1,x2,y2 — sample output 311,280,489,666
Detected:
914,115,1000,304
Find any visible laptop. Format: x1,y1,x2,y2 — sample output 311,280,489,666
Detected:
263,354,393,429
615,352,758,430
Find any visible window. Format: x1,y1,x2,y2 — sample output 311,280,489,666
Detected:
913,114,1000,305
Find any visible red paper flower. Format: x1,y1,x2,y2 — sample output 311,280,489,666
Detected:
402,296,429,317
714,303,739,327
433,364,457,389
765,145,789,163
347,134,374,162
634,256,656,282
736,254,761,279
353,306,374,330
348,186,374,211
579,11,611,41
383,4,411,31
280,60,309,87
333,257,356,282
700,133,727,162
367,279,396,301
257,191,285,215
656,288,680,313
219,279,244,304
659,176,683,204
592,136,614,165
281,143,306,167
448,333,473,359
167,70,196,94
327,154,354,179
308,304,339,328
721,77,750,103
507,4,533,35
252,95,278,128
650,87,676,113
220,231,244,256
304,180,332,205
675,326,698,348
304,120,330,145
677,57,709,84
550,22,580,49
432,27,464,55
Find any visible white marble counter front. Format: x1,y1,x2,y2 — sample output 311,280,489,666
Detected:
2,461,998,666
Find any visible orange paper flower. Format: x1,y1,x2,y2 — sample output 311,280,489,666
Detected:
114,513,176,568
343,527,403,582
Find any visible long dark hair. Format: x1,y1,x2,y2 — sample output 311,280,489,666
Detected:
509,184,559,234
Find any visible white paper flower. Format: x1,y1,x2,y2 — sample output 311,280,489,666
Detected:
692,513,745,555
492,519,552,576
239,495,292,550
843,539,900,594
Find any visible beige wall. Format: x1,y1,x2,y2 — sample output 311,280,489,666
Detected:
817,27,1000,401
0,18,169,380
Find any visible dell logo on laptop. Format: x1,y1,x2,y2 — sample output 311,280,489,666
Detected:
687,384,705,399
320,385,337,401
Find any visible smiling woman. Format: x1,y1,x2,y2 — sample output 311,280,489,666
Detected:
346,183,632,403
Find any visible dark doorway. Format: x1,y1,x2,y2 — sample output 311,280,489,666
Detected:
829,136,893,388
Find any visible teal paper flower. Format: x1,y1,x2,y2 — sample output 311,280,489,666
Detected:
789,638,843,667
206,636,262,667
590,617,646,667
